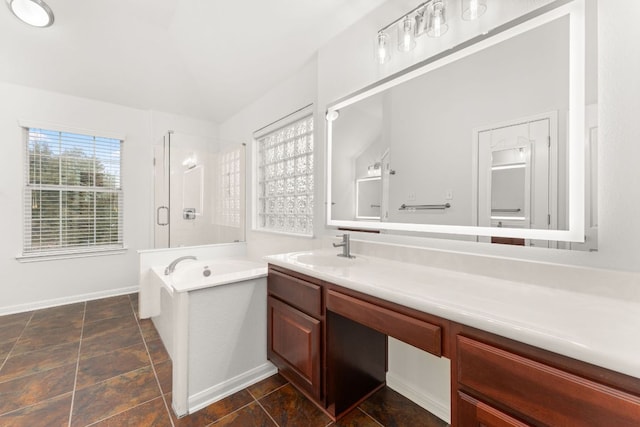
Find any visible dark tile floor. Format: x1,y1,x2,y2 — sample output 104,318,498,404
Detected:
0,294,448,427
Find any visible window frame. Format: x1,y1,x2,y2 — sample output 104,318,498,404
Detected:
253,106,314,237
18,122,126,260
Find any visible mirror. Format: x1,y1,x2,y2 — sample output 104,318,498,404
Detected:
327,0,595,246
356,177,382,219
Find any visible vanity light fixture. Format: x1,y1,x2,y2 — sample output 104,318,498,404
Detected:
461,0,487,21
427,0,448,38
376,31,391,64
376,0,488,64
6,0,54,27
415,7,428,37
398,15,416,52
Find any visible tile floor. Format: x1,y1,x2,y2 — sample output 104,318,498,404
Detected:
0,294,448,427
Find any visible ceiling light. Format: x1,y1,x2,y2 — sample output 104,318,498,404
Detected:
7,0,54,28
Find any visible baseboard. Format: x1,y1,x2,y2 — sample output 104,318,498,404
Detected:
0,286,139,316
386,372,451,424
188,362,277,414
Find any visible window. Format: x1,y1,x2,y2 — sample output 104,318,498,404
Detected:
23,127,123,256
215,146,243,228
255,112,314,235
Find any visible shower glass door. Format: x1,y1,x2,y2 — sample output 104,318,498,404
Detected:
153,131,245,248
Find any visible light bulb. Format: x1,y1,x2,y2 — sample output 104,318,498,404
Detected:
462,0,487,21
376,31,390,64
427,1,448,38
326,110,340,122
397,15,416,52
434,16,443,36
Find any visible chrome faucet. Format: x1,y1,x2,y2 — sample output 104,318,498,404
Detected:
164,255,197,275
333,233,355,258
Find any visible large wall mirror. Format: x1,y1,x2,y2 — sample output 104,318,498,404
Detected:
327,0,597,248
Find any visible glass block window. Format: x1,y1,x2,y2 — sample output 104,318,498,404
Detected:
216,146,243,227
23,128,124,256
256,114,314,235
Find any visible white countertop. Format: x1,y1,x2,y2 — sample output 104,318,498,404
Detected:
265,249,640,379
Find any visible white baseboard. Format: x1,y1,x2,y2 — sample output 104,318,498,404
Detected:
188,362,277,414
386,372,451,424
0,286,139,316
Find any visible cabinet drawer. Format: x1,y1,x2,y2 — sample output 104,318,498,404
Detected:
326,289,441,356
457,335,640,426
458,392,530,427
268,269,322,318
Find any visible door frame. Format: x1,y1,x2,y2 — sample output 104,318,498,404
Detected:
471,111,559,246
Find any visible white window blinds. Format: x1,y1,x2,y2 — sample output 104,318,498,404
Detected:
23,128,123,255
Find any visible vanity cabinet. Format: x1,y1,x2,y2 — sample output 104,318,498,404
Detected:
267,267,323,401
267,266,388,419
267,265,640,425
454,328,640,426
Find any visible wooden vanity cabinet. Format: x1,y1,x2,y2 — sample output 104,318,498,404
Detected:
267,266,324,401
267,266,640,426
453,326,640,427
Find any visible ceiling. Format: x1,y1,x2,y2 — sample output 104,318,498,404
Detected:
0,0,387,123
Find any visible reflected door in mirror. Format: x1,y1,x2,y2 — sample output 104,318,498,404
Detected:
476,115,554,247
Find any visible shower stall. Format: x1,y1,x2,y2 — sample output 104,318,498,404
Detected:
153,131,245,248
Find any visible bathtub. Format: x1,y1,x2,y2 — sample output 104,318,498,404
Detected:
152,257,268,293
144,256,275,417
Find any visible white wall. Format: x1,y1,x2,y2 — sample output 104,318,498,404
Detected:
219,57,322,260
150,111,219,146
218,0,640,422
317,0,640,272
597,1,640,271
0,82,218,314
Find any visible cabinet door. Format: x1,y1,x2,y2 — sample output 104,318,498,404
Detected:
458,392,530,427
268,296,322,400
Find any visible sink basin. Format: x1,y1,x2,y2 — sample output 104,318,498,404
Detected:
293,253,361,268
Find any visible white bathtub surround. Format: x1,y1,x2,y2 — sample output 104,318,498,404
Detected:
138,243,274,417
266,249,640,420
138,242,249,318
155,258,267,293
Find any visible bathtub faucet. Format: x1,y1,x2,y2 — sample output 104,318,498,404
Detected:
164,256,197,275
